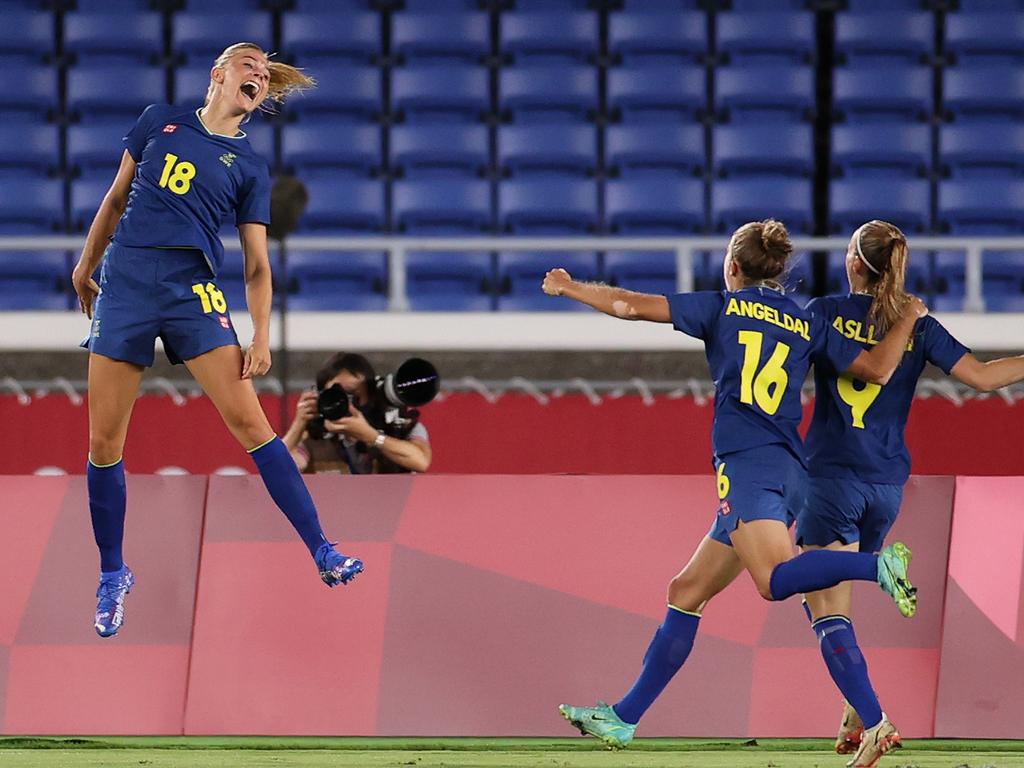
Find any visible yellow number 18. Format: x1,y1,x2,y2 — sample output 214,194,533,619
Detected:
159,152,196,195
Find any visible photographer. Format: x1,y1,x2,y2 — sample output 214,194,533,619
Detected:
284,352,433,474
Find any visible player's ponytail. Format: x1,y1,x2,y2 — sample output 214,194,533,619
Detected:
853,220,911,333
210,43,316,112
729,219,794,284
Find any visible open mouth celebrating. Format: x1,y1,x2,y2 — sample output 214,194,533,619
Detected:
240,81,260,104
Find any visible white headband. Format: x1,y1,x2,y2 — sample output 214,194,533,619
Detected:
854,225,881,276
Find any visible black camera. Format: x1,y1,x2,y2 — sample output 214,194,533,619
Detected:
307,357,440,441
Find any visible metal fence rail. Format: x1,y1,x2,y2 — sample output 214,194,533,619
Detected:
4,235,1024,312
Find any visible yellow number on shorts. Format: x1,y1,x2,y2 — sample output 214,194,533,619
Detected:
837,374,882,429
716,462,730,500
159,152,196,195
737,330,791,416
191,282,227,314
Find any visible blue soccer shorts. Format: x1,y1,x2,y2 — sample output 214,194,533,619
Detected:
82,242,239,367
796,476,903,553
708,444,806,547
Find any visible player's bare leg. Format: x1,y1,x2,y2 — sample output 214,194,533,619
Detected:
727,518,796,600
186,345,363,585
560,536,743,749
87,353,143,637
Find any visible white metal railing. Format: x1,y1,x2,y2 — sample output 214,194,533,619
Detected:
4,235,1024,313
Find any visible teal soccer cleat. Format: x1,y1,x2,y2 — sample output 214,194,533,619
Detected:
559,701,636,749
877,542,917,618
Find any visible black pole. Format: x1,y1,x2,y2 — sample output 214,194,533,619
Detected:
277,236,289,433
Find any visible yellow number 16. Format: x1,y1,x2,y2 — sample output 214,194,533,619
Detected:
738,330,791,416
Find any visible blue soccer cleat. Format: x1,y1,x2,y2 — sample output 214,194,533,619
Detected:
314,542,364,587
94,565,134,638
559,701,637,749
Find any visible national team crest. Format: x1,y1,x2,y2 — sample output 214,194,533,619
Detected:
162,124,178,133
219,153,236,167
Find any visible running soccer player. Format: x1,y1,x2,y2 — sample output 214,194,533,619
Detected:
797,220,1024,767
71,43,363,639
545,220,926,750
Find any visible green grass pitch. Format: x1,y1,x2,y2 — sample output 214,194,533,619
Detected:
2,737,1023,768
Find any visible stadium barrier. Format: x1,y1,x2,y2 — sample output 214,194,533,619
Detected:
2,390,1024,476
0,474,1018,737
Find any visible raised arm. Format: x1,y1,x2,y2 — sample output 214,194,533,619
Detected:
541,268,671,323
71,149,136,317
843,297,928,385
950,353,1024,393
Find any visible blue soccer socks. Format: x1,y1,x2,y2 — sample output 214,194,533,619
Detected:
769,550,877,601
87,456,127,573
814,615,883,730
249,436,329,558
613,605,701,725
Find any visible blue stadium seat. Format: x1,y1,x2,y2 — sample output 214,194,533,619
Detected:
500,65,597,123
214,249,249,313
291,0,379,8
785,252,813,303
498,250,599,297
843,0,935,8
498,178,597,234
0,65,57,120
500,12,598,63
984,293,1024,311
716,65,814,122
833,66,932,122
605,251,677,295
283,123,380,176
826,248,933,294
835,12,933,65
606,123,705,176
172,13,273,63
284,64,381,121
299,178,385,233
64,12,161,64
832,123,930,177
957,0,1024,9
944,66,1024,121
286,250,388,312
946,13,1024,64
391,123,488,177
392,12,489,64
606,177,705,234
608,11,706,63
498,293,591,311
607,65,705,122
70,175,113,231
406,251,493,311
620,0,703,7
498,123,595,176
392,65,488,122
712,178,813,234
939,179,1024,233
829,178,931,234
932,251,966,300
0,251,69,311
281,12,380,64
69,65,166,121
716,12,814,64
0,122,58,173
394,178,491,233
983,251,1024,294
173,66,211,107
0,12,54,62
713,123,812,177
401,0,482,8
940,123,1024,177
0,175,63,233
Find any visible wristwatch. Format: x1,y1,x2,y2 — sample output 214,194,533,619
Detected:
373,431,386,449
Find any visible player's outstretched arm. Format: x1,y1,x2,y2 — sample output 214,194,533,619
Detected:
71,150,136,318
950,353,1024,392
541,268,671,322
238,222,273,379
844,296,929,385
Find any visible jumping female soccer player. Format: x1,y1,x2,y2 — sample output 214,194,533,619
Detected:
797,220,1024,767
544,220,926,750
71,43,363,639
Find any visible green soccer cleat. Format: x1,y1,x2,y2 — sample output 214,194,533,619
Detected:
559,701,636,750
876,542,917,618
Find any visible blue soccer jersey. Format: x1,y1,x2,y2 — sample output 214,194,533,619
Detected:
111,104,271,276
804,293,970,485
668,286,865,462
